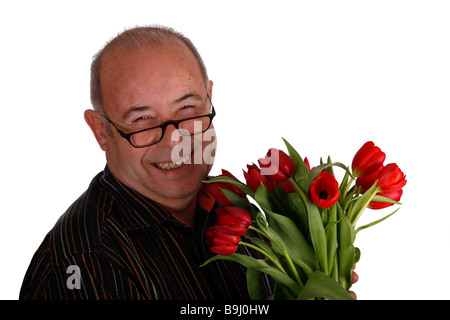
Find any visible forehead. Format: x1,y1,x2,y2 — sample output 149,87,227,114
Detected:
99,39,206,115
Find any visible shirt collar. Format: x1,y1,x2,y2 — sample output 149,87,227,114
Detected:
99,165,217,231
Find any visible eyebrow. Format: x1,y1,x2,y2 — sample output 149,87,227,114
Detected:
121,93,204,121
174,93,204,104
121,106,153,122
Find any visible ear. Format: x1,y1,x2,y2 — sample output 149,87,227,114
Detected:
207,80,213,100
84,109,108,151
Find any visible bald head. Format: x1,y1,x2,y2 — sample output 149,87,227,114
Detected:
90,26,209,114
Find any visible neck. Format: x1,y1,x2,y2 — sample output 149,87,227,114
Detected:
166,195,198,228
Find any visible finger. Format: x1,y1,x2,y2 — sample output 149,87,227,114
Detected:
352,271,359,284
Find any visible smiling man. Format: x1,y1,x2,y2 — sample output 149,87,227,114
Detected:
19,26,358,300
19,26,273,300
85,28,215,227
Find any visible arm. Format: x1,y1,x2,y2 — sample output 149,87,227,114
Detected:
20,252,149,300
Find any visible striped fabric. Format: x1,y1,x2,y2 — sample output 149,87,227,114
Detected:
19,166,273,300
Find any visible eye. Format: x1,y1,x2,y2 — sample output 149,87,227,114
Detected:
134,115,149,122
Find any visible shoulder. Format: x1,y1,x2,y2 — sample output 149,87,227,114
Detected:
19,169,131,299
32,169,125,271
51,171,109,258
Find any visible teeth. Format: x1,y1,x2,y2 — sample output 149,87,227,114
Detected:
155,154,190,170
155,162,184,170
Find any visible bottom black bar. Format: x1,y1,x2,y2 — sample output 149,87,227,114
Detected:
2,300,443,319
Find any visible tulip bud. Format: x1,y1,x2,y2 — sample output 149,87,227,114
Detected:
205,207,252,256
244,164,275,192
258,148,296,184
215,207,252,235
376,163,407,194
207,170,246,206
352,141,386,178
205,227,240,255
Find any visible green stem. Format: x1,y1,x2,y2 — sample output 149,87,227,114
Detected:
283,249,303,287
238,241,287,274
248,225,268,238
248,225,283,254
342,177,355,201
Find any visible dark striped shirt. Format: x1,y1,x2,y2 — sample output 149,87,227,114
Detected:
19,166,272,300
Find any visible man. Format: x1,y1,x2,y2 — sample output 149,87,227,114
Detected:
20,25,357,300
19,25,272,300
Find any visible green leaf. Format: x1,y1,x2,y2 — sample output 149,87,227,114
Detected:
263,209,319,273
305,196,328,274
355,208,400,234
255,211,269,233
348,182,378,226
248,236,279,264
372,195,402,205
325,205,338,277
255,183,272,213
309,162,352,182
354,247,361,264
282,138,310,193
220,189,258,220
291,257,314,277
337,204,356,290
254,186,318,273
202,253,302,294
286,192,309,235
204,176,255,197
297,271,354,300
247,268,264,300
271,282,297,299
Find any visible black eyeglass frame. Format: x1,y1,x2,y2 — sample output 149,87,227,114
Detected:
100,96,216,148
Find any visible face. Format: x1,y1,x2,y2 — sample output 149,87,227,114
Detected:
88,39,215,210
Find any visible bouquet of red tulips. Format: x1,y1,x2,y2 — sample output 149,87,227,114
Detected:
202,139,406,300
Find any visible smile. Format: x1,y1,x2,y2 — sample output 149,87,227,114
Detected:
154,153,191,170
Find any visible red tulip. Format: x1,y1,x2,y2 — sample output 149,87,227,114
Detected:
244,164,275,192
369,189,403,209
278,157,309,193
356,163,406,210
215,207,252,235
376,163,407,194
205,226,240,255
205,207,252,255
207,169,246,206
310,172,340,209
304,157,311,172
281,180,295,193
258,148,296,184
355,166,383,193
352,141,386,178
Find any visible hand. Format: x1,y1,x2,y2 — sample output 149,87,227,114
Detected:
349,264,359,299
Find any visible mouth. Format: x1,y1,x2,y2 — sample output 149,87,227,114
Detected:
152,153,192,170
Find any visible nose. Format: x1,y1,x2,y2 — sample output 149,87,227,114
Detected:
160,122,182,147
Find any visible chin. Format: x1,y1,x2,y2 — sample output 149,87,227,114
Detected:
149,169,206,200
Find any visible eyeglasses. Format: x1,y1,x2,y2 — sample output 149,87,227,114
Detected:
100,97,216,148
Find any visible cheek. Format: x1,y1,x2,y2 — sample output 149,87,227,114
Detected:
203,127,217,163
106,135,146,168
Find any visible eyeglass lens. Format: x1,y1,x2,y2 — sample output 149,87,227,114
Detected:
130,116,212,147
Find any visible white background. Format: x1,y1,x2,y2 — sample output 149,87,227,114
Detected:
1,0,449,300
